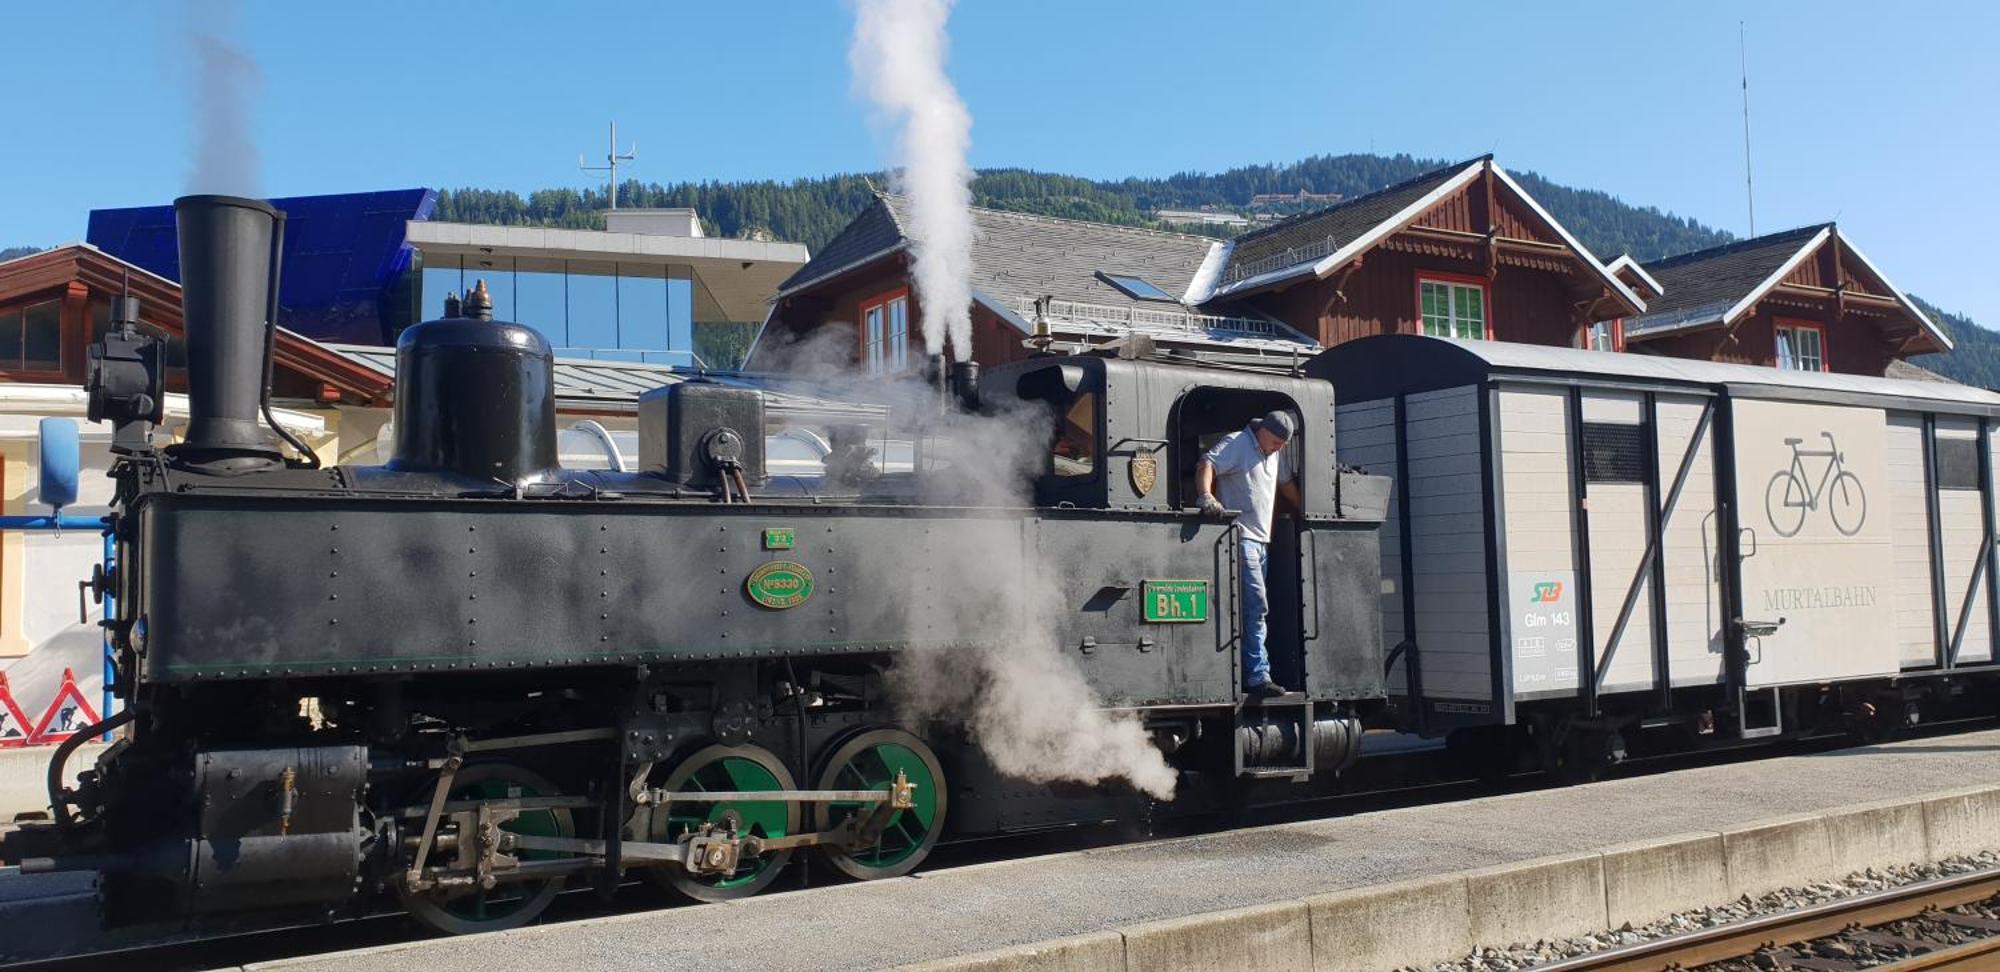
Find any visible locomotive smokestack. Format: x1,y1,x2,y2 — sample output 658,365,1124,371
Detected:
174,194,284,465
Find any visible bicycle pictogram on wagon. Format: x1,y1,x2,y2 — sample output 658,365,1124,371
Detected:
1764,431,1867,537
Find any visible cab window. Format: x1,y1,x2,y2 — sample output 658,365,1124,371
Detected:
1013,363,1102,483
1052,394,1097,478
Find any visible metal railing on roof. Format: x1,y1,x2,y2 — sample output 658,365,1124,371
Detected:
1621,300,1734,337
1218,235,1341,285
551,347,708,369
1012,295,1295,340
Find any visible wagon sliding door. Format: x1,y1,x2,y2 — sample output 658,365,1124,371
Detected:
1729,399,1898,686
1571,391,1722,699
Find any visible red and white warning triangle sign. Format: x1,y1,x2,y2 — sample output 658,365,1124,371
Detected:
28,668,98,745
0,674,30,748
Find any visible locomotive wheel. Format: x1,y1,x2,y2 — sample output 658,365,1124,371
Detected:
811,728,946,881
646,744,800,902
398,762,575,936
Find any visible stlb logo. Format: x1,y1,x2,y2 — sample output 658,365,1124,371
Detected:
1530,581,1563,603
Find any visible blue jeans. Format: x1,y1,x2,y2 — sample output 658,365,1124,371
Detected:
1239,537,1272,687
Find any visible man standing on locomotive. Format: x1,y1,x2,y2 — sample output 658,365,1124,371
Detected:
1195,411,1301,700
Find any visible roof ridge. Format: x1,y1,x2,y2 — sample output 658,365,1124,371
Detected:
1230,155,1488,246
876,192,1219,245
1642,222,1832,271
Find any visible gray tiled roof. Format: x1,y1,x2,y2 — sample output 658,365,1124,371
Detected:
776,196,908,294
777,193,1222,314
1885,359,1958,385
1626,224,1828,336
1219,157,1486,288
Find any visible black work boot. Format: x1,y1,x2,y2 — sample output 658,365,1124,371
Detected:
1246,680,1287,700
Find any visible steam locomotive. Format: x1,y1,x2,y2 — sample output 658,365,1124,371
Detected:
26,194,1991,941
2,196,1393,934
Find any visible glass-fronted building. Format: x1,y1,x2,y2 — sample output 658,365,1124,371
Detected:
89,194,810,371
405,213,808,370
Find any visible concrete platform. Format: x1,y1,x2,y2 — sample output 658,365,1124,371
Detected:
0,742,101,821
235,728,2000,972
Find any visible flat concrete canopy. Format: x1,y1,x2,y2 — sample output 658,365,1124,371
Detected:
406,221,809,325
254,728,2000,972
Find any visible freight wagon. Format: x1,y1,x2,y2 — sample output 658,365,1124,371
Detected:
1316,334,2000,775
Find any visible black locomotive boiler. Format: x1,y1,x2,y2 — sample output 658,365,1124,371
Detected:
6,196,1393,934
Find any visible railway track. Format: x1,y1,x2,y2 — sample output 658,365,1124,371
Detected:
8,720,1994,972
1539,867,2000,971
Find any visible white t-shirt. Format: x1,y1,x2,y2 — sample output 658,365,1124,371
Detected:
1202,425,1295,543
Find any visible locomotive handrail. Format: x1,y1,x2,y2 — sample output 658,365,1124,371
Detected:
1301,526,1321,643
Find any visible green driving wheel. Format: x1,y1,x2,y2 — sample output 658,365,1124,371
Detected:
812,728,946,880
397,762,575,936
647,743,800,902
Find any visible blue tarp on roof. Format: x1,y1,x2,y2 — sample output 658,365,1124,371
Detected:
87,188,437,346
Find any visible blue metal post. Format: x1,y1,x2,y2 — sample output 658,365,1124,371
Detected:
101,529,115,737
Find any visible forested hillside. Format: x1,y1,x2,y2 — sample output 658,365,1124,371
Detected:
1911,298,2000,387
0,246,40,262
429,153,1734,263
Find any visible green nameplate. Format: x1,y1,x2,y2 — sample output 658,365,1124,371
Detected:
1142,579,1209,623
746,561,813,609
763,527,795,550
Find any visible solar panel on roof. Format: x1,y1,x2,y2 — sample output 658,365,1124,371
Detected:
1096,272,1178,302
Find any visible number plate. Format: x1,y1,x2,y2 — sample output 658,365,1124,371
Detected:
763,527,795,550
1142,580,1209,623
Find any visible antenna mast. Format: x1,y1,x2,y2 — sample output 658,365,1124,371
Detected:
579,122,638,211
1739,22,1757,237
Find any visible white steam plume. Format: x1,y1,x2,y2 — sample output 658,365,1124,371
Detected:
849,0,975,360
185,0,262,197
884,389,1179,801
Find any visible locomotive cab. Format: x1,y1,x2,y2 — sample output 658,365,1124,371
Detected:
983,354,1382,707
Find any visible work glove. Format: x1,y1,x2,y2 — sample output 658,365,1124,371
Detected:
1197,493,1228,520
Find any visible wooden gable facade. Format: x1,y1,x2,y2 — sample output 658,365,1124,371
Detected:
1204,157,1645,352
1626,225,1948,377
0,244,393,405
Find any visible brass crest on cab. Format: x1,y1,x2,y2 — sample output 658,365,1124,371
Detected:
1129,449,1159,497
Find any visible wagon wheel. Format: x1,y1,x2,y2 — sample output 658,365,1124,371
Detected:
398,762,575,936
812,728,946,881
644,743,800,902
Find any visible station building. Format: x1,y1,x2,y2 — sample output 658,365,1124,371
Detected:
753,156,1948,381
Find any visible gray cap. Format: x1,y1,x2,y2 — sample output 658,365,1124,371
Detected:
1256,410,1295,441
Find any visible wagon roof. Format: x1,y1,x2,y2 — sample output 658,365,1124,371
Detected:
1313,334,2000,415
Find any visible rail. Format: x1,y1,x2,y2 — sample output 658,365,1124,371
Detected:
1014,295,1299,340
1538,867,2000,971
1218,235,1342,285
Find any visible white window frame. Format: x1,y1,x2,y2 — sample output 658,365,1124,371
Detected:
888,295,909,372
1775,321,1826,373
865,304,885,375
1418,278,1488,340
1585,319,1623,352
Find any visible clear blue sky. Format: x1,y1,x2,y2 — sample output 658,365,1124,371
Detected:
6,0,1997,328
